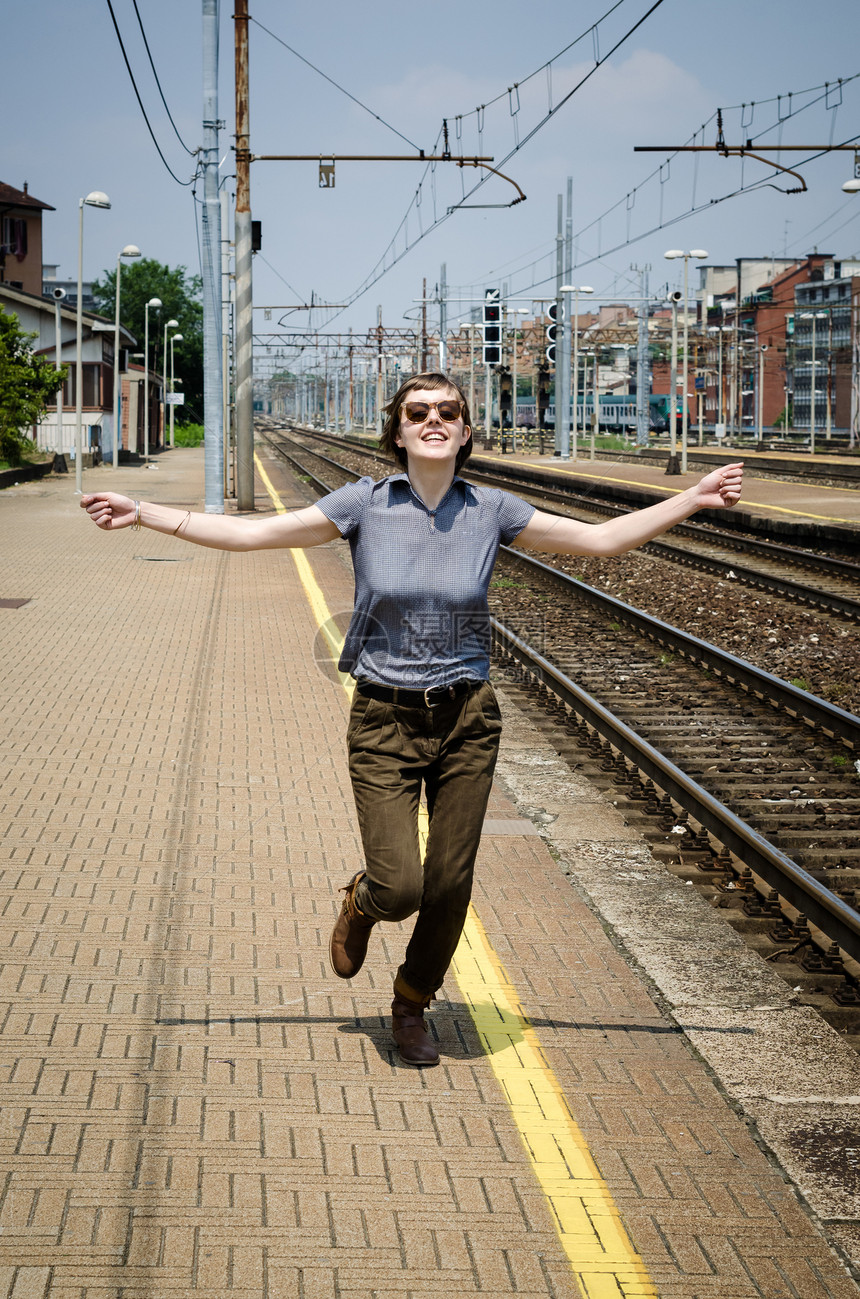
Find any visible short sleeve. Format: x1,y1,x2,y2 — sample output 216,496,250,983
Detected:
315,476,375,539
496,489,535,544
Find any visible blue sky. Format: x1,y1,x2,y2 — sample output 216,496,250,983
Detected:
6,0,860,352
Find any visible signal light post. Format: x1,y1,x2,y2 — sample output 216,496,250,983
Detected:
537,364,550,452
498,367,512,451
560,284,593,461
483,289,501,441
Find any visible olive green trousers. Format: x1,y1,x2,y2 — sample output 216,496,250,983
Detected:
347,681,502,999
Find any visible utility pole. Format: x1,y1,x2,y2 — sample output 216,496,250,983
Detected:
201,0,224,512
376,306,384,437
668,293,680,473
559,179,573,460
220,188,233,497
234,0,254,510
634,265,650,448
554,194,566,456
348,328,354,432
421,279,428,371
439,263,447,371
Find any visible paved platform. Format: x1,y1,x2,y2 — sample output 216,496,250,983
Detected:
1,447,858,1298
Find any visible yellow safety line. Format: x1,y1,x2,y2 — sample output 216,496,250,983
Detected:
254,453,353,695
476,452,860,525
255,451,657,1299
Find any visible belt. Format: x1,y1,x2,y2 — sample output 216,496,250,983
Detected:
356,678,481,709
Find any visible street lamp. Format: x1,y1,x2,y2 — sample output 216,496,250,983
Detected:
112,244,141,470
800,310,827,455
161,317,179,447
169,333,183,447
707,324,733,435
143,297,162,460
74,190,111,493
842,178,860,193
664,250,707,472
560,285,593,460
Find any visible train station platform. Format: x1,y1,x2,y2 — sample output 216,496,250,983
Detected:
470,446,860,532
2,446,859,1297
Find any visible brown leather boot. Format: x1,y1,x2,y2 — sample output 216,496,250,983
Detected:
329,872,376,979
391,990,439,1067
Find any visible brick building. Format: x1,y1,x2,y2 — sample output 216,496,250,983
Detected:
0,180,53,297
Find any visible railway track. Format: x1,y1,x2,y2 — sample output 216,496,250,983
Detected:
281,425,860,616
258,424,860,1044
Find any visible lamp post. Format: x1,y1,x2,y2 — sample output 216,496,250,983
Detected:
560,285,593,460
74,190,111,493
53,287,66,454
800,310,827,454
111,244,141,470
169,333,183,447
161,317,179,447
143,297,162,460
664,250,707,472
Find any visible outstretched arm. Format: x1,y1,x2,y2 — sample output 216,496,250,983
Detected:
512,463,744,557
80,493,341,551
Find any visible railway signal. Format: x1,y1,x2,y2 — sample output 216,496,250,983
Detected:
482,289,501,366
546,301,563,365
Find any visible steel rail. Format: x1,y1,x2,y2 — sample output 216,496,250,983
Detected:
280,426,860,577
261,428,860,963
502,545,860,748
492,619,860,962
265,429,860,744
459,457,860,581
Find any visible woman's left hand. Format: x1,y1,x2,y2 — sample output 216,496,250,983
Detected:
692,462,744,511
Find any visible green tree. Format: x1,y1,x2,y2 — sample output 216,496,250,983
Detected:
91,259,203,423
0,308,67,466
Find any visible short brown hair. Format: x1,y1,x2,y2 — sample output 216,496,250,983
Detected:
379,371,473,472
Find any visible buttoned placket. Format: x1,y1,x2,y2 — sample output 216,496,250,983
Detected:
402,476,460,534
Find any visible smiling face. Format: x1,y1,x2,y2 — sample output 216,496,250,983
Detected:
393,386,472,470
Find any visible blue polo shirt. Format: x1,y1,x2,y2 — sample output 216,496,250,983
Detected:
316,473,534,688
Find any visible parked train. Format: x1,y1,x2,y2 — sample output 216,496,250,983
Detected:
512,394,678,433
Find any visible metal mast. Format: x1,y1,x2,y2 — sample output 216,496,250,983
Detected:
201,0,224,512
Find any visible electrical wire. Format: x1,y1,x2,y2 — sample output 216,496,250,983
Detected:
104,0,198,186
249,16,423,153
467,74,860,298
321,0,666,321
130,0,196,155
257,254,306,306
450,0,630,127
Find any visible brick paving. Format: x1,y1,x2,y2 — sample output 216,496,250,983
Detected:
0,448,857,1297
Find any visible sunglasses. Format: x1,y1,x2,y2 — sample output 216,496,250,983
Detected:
401,399,464,424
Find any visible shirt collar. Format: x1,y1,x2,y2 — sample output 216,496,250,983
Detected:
389,471,466,494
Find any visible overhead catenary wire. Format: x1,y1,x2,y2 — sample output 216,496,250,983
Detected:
130,0,196,156
104,0,198,186
249,15,423,153
320,0,667,322
463,70,860,303
257,0,650,331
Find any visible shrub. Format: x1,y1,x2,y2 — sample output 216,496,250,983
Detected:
174,423,205,447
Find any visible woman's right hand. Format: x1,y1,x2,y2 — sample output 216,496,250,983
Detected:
80,493,136,530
